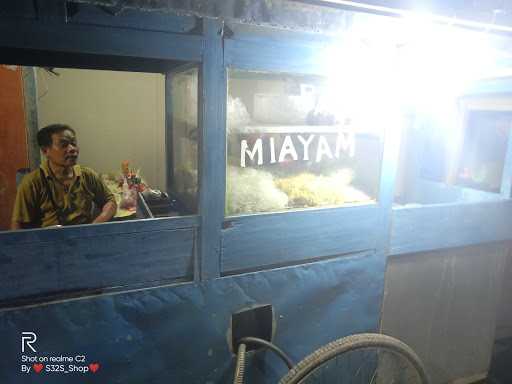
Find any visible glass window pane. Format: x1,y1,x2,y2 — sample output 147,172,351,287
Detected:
455,111,512,193
4,64,198,232
226,70,382,216
34,68,170,221
171,68,199,214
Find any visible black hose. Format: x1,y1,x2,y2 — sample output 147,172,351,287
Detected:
238,337,294,370
233,343,246,384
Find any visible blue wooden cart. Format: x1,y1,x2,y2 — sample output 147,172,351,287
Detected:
0,1,511,383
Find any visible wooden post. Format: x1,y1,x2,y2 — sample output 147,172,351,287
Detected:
198,18,226,280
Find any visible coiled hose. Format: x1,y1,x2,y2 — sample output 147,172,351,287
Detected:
233,343,246,384
233,337,294,384
239,337,294,369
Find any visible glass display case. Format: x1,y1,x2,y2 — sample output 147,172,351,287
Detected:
226,70,383,216
395,92,512,206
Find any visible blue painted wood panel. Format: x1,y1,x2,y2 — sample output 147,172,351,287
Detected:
222,205,379,273
226,21,339,45
36,0,67,23
198,18,226,280
0,227,195,302
0,251,385,384
0,18,203,62
68,3,198,34
390,200,512,255
0,215,199,246
225,37,330,75
0,2,37,19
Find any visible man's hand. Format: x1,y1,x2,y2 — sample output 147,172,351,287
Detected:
92,200,117,224
10,222,37,230
10,221,23,230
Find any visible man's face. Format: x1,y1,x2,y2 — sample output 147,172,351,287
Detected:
42,129,79,168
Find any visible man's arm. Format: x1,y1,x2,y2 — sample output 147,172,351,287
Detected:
84,167,118,224
11,174,40,230
92,200,117,224
11,221,41,230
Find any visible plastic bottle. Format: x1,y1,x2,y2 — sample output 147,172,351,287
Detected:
122,177,129,195
120,177,136,210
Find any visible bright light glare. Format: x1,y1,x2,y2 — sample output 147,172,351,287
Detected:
396,16,498,109
321,12,501,118
319,24,394,141
316,10,509,174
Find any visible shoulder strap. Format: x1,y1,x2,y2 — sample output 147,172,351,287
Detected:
39,168,66,226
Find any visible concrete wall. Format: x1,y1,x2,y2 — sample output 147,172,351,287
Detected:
36,67,166,190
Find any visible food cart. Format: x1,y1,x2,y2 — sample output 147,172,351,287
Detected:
0,1,511,383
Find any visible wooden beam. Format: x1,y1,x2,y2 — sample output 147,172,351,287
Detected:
0,18,203,63
0,227,195,302
222,205,379,273
198,18,226,280
390,200,512,255
67,3,198,34
0,215,199,246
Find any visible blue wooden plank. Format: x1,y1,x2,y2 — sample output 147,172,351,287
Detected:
0,1,37,19
390,200,512,255
225,37,330,75
0,228,195,302
0,245,60,300
68,3,198,33
222,205,379,273
198,18,226,280
226,21,339,45
0,215,199,247
36,0,67,23
0,18,203,62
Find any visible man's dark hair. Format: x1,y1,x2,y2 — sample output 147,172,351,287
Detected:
37,124,76,148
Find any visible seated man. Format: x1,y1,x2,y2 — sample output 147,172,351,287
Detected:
11,124,117,229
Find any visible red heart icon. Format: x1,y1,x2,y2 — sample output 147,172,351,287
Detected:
89,363,100,373
33,363,44,373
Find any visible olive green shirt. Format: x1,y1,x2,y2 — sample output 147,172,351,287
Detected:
12,160,115,228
